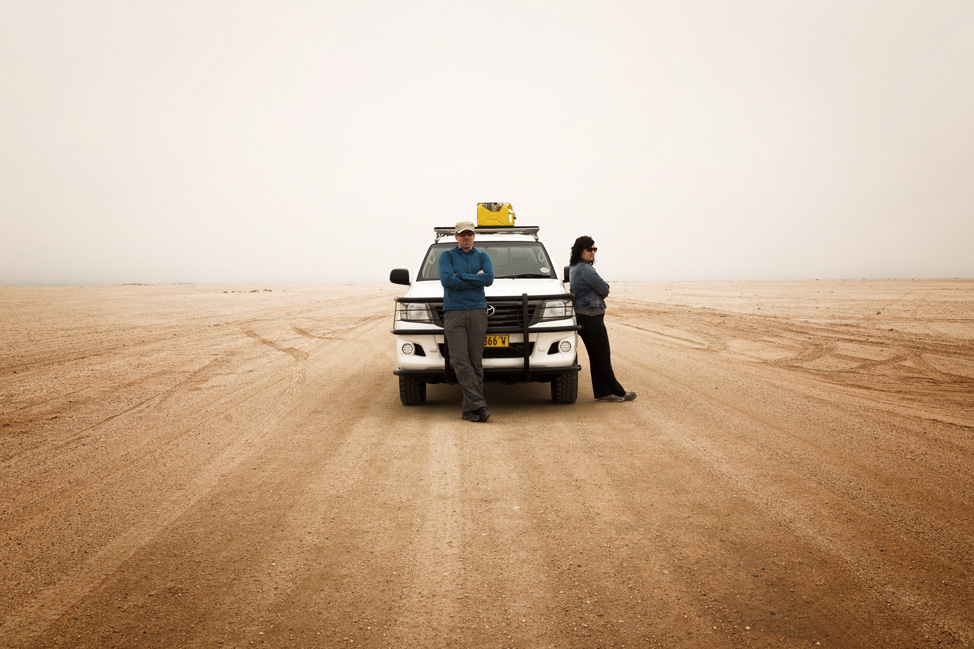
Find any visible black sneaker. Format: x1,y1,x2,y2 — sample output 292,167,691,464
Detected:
475,406,491,423
461,410,481,422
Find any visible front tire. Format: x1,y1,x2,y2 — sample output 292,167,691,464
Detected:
550,371,578,404
399,375,427,406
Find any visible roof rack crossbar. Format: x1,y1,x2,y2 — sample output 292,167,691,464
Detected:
433,225,540,241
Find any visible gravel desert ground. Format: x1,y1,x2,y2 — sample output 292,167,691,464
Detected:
1,280,972,648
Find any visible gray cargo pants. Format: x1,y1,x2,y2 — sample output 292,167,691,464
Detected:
443,308,489,413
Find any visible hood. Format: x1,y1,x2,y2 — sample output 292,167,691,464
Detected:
404,277,569,299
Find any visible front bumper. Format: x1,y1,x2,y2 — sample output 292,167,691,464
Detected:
392,292,580,384
393,327,580,384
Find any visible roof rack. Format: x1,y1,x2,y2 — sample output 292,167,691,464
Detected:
434,225,540,241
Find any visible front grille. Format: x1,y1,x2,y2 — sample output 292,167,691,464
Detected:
433,302,539,330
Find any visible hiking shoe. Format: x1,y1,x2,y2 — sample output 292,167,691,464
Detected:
461,410,481,422
596,394,625,402
623,391,637,401
475,406,491,423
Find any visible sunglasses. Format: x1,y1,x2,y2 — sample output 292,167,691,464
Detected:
585,247,598,252
457,231,475,237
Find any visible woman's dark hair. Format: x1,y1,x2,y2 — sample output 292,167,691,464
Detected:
569,235,595,266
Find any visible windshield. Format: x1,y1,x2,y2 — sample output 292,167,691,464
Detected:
417,242,556,281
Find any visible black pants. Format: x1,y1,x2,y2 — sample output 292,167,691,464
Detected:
577,313,625,399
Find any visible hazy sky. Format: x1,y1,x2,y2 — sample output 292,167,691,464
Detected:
2,1,972,285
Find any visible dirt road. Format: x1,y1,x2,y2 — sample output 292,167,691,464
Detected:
2,281,972,648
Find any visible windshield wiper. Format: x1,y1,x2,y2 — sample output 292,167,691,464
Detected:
504,273,552,279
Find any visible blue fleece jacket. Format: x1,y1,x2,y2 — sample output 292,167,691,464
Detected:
439,246,494,311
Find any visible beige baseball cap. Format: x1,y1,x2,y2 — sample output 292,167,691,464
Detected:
455,221,476,234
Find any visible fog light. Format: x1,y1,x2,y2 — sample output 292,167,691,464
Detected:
559,340,572,353
401,342,414,355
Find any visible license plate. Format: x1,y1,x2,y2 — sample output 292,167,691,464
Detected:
484,334,509,348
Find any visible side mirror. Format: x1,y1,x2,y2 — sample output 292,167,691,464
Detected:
563,266,571,282
390,269,410,285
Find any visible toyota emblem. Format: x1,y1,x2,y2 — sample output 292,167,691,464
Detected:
486,305,495,317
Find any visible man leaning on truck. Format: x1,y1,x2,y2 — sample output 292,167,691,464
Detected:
439,220,495,423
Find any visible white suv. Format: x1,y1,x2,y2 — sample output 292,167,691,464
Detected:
390,225,580,405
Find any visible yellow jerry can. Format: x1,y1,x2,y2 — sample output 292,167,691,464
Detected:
477,202,515,227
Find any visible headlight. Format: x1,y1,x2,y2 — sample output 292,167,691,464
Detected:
399,302,433,323
559,340,572,353
401,342,414,355
538,299,573,321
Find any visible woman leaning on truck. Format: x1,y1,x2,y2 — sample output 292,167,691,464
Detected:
569,236,636,402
